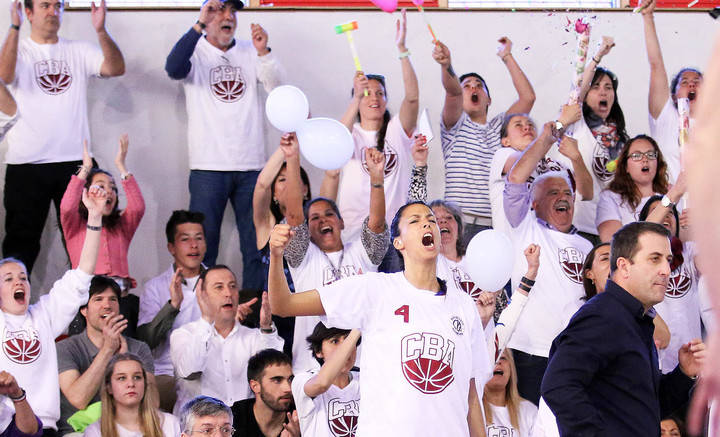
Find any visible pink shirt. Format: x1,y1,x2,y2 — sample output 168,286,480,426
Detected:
60,174,145,280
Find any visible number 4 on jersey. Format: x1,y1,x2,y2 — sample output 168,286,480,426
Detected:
394,305,409,323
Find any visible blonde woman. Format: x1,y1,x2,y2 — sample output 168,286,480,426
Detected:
84,354,178,437
483,350,537,436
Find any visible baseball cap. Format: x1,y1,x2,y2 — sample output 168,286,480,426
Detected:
202,0,244,10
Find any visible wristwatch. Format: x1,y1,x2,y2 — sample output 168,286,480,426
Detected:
661,194,675,209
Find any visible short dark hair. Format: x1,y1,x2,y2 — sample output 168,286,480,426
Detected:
165,210,205,244
303,197,343,223
582,242,610,300
199,265,234,289
459,72,491,99
306,322,358,365
670,68,702,97
609,222,670,274
247,349,292,384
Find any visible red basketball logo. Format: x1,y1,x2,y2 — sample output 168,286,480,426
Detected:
452,267,481,301
558,247,585,284
328,399,359,437
34,60,72,95
666,268,692,298
400,333,455,394
592,143,614,182
536,157,564,175
3,329,41,364
361,144,399,178
209,65,246,102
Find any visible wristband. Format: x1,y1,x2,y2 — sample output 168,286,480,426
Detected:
520,276,535,286
121,172,132,181
371,183,384,189
398,50,411,59
518,283,532,293
260,325,275,334
9,389,26,403
501,53,511,62
87,224,102,232
10,24,19,31
196,20,206,30
592,55,601,64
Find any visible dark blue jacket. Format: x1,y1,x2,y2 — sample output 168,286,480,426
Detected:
541,280,694,436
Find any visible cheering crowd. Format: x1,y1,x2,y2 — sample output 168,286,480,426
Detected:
0,0,717,435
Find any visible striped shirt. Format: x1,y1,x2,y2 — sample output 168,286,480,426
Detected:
441,111,505,218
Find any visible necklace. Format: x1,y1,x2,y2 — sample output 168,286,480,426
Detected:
322,249,345,282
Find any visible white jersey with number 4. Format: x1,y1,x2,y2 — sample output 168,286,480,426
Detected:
291,370,360,437
317,271,491,437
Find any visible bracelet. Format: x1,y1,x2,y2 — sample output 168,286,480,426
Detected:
520,276,535,286
260,326,275,334
195,20,206,30
398,50,411,59
501,53,511,62
371,183,384,189
518,283,532,293
592,55,601,64
121,172,132,181
86,224,102,232
10,24,19,31
9,389,26,403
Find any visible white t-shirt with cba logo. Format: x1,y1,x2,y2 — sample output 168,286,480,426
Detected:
291,370,360,437
7,38,103,164
317,272,491,437
337,115,414,241
506,214,592,357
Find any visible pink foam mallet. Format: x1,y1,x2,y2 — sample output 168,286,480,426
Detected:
370,0,398,13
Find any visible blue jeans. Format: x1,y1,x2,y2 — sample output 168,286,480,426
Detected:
189,170,263,290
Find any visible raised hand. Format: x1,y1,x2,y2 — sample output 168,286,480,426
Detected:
639,0,656,15
0,371,22,398
269,224,293,257
82,185,108,219
497,36,513,60
411,134,429,167
475,291,496,328
353,71,369,99
678,338,706,378
90,0,107,33
198,0,221,27
10,0,22,28
251,23,269,55
395,8,407,51
169,267,184,310
115,134,129,175
279,133,299,159
595,36,616,60
558,136,582,162
236,297,257,323
100,313,128,353
558,103,582,127
259,292,272,330
523,244,541,275
196,279,218,324
432,41,452,67
365,147,386,182
280,410,301,437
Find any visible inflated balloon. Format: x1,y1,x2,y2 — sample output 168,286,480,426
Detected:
265,85,309,132
464,230,514,292
370,0,398,13
296,118,354,171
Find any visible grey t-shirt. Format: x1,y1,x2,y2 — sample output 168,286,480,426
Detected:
56,331,154,435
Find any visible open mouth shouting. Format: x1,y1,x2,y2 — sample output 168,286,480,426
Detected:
641,164,651,174
13,289,25,305
493,369,504,376
440,227,450,235
688,91,697,101
320,225,333,235
554,200,571,213
471,92,479,104
422,232,435,248
599,99,609,110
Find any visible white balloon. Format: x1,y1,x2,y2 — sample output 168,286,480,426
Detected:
464,230,514,292
296,118,354,170
265,85,309,132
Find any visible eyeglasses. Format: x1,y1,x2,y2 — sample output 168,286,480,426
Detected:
190,426,235,436
627,151,658,161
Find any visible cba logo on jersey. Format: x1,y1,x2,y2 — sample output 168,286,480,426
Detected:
327,398,359,437
452,267,481,301
400,332,455,394
360,144,398,178
558,247,585,284
209,66,246,102
34,60,72,95
487,425,516,437
592,143,614,182
3,328,41,364
666,267,692,298
322,265,363,286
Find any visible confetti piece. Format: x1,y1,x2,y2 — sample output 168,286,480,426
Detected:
687,0,698,6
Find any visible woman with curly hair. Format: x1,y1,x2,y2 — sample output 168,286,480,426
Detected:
595,134,669,242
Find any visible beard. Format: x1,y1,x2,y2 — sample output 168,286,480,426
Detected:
259,389,293,413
